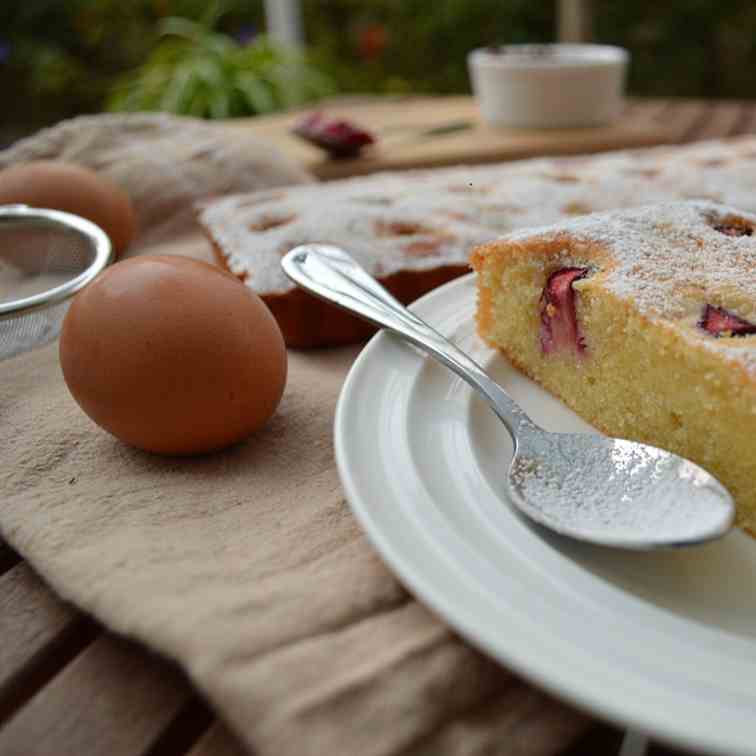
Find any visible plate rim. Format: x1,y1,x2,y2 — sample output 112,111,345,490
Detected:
334,272,756,756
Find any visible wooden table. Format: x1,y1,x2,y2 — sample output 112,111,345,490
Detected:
3,96,754,756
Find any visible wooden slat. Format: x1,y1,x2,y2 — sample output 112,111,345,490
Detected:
0,635,194,756
0,564,78,688
724,103,756,138
186,722,698,756
645,99,714,144
0,564,96,724
684,101,746,141
623,98,676,127
739,104,756,136
188,723,249,756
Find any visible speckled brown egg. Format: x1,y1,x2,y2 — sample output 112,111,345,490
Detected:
59,255,287,455
0,161,136,256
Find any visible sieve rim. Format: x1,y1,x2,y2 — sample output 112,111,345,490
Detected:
0,204,113,321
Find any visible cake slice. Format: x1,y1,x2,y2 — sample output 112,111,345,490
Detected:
470,201,756,535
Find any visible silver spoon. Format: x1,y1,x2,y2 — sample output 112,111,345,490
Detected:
282,244,735,550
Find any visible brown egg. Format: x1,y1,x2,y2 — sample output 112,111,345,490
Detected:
60,255,287,455
0,161,136,256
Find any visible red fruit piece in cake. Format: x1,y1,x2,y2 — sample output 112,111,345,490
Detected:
713,223,753,237
539,267,590,355
292,112,375,158
699,304,756,337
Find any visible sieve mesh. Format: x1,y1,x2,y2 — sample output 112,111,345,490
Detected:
0,300,71,360
0,206,112,360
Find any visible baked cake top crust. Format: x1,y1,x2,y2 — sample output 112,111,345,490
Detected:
198,186,495,294
198,136,756,298
475,200,756,376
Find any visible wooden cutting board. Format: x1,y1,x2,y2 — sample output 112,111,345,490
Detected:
228,95,675,180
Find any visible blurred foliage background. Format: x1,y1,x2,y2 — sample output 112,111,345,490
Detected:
2,0,756,145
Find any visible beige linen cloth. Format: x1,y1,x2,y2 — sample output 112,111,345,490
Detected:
0,113,313,248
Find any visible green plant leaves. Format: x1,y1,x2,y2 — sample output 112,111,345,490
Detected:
107,17,334,119
236,72,276,114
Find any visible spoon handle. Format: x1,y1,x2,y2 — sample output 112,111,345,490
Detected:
281,243,536,438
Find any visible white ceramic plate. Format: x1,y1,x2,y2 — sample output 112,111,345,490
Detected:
334,274,756,756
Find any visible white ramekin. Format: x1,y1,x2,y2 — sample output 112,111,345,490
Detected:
467,44,629,129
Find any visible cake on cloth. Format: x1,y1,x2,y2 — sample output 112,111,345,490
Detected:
471,200,756,535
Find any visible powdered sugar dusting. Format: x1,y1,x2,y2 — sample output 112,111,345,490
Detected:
199,136,756,288
500,200,756,375
510,434,734,546
200,189,494,293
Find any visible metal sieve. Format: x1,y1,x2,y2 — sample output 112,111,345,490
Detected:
0,204,112,360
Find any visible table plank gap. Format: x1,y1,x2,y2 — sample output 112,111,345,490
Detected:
0,614,99,726
0,634,194,756
0,542,21,577
188,722,251,756
648,743,689,755
141,695,214,756
556,722,625,754
0,563,82,694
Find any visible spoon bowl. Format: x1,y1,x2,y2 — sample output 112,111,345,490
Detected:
282,243,736,550
510,431,733,549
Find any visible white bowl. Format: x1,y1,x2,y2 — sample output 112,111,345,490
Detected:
468,44,629,129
